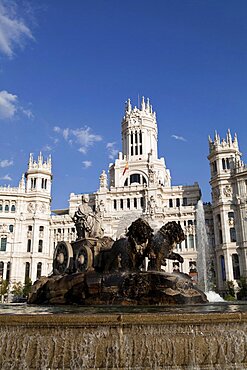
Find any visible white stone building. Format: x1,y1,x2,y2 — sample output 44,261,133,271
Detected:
0,153,53,288
1,98,246,295
208,130,247,294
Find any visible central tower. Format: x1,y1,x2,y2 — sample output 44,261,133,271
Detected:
109,97,171,188
122,97,158,159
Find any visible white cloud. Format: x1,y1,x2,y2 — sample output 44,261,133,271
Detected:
20,107,34,119
106,142,118,160
53,126,61,133
0,1,34,58
54,126,102,154
0,90,33,120
0,159,13,168
0,174,12,181
42,144,52,152
0,90,18,119
171,134,187,142
82,160,92,169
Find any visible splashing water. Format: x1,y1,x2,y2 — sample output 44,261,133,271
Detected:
196,200,220,299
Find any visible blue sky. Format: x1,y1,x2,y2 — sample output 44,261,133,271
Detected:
0,0,247,209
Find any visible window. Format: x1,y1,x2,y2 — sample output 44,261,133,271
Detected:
38,240,43,253
11,205,16,212
130,174,141,184
230,228,237,242
127,198,130,209
169,199,173,208
4,204,9,212
222,158,226,170
140,197,144,208
120,199,123,209
25,262,30,279
182,197,187,206
176,198,180,207
37,262,42,279
9,225,14,233
189,261,197,273
0,261,4,277
28,225,32,231
133,198,137,208
113,200,117,210
188,234,194,249
220,255,226,281
39,226,44,232
27,239,31,252
6,262,10,281
0,238,7,251
212,161,217,174
232,254,240,280
0,204,2,212
124,178,129,186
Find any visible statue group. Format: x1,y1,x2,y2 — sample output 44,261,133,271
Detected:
71,196,185,274
28,196,208,305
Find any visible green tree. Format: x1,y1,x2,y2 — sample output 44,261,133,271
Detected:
0,280,9,297
23,277,32,297
11,281,23,297
237,277,247,300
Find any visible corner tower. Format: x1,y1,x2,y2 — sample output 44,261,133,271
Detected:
208,130,243,293
25,153,52,194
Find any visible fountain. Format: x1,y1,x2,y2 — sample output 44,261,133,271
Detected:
1,205,247,369
196,200,224,302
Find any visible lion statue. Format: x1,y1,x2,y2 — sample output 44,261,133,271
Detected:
96,218,154,272
147,221,185,271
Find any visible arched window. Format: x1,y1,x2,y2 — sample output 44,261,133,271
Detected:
37,262,42,279
0,204,2,212
27,239,31,252
127,198,130,209
130,174,141,184
25,262,30,279
4,204,9,212
11,204,15,212
133,198,137,208
9,225,14,233
169,199,173,208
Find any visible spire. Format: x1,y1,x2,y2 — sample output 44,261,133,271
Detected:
233,132,239,149
38,152,43,166
141,96,145,111
226,129,232,145
125,98,131,113
28,153,33,167
19,173,25,190
146,98,150,112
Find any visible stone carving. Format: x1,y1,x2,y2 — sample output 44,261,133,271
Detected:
223,185,232,197
98,218,153,272
73,195,104,239
147,221,185,271
212,187,220,200
99,170,107,188
29,217,208,305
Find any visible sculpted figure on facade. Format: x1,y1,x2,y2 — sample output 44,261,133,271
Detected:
73,194,104,239
99,170,108,189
